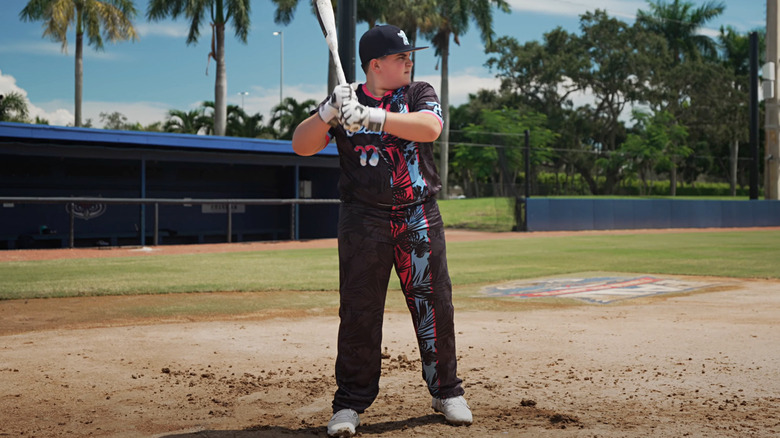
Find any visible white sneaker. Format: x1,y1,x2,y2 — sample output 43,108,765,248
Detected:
432,395,473,425
327,408,360,437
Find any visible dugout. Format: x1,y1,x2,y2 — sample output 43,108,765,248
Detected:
0,122,340,249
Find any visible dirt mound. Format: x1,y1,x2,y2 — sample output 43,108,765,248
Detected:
2,281,780,437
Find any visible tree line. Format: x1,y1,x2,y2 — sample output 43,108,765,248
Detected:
2,0,765,196
448,1,763,197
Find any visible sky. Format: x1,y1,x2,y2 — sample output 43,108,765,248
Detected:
0,0,768,128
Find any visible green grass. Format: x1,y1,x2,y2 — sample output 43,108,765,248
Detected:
438,197,516,231
1,230,778,301
0,249,339,300
448,231,780,284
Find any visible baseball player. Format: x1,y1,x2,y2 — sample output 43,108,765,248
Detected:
291,24,471,437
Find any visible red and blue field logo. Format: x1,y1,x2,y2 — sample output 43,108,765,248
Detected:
481,275,719,304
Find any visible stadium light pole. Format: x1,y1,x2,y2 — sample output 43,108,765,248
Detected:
238,91,248,111
273,31,284,111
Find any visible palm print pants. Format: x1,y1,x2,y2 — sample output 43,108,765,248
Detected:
332,199,465,414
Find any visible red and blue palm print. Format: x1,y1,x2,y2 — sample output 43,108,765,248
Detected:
382,90,441,391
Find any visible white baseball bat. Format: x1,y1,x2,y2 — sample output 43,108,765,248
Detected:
314,0,348,85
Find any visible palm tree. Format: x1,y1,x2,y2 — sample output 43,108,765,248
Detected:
420,0,510,198
383,0,441,81
271,97,317,140
719,25,756,77
636,0,725,65
164,108,211,134
0,92,30,123
718,26,760,196
226,105,272,138
147,0,251,137
19,0,138,127
636,0,725,196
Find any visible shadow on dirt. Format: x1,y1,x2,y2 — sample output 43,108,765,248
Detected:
161,414,446,437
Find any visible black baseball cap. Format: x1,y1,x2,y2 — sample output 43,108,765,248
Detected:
359,25,428,70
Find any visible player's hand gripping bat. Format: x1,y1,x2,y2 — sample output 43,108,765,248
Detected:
314,0,347,86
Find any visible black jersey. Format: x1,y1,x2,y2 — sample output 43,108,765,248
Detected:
326,81,444,210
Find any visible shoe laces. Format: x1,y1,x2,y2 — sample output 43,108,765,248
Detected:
331,409,358,423
441,396,469,408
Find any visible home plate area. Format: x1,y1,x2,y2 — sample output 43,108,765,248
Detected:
481,274,724,304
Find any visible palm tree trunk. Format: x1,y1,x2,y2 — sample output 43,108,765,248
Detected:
439,32,450,199
214,23,227,136
75,28,83,127
729,140,739,196
670,164,678,196
409,30,418,82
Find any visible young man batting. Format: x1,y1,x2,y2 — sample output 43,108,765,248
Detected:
291,24,471,437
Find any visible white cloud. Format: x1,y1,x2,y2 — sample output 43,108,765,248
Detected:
237,82,327,121
415,68,642,125
78,82,326,128
698,26,722,39
0,40,118,59
0,70,26,95
506,0,645,20
2,69,172,127
415,69,502,106
507,0,759,37
1,67,548,130
135,22,190,39
31,102,75,126
2,62,327,129
0,41,64,56
0,69,74,125
237,70,500,119
82,100,171,127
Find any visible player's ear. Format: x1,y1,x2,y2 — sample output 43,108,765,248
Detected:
369,58,381,73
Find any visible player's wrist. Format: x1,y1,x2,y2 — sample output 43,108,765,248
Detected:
317,102,339,126
365,107,386,132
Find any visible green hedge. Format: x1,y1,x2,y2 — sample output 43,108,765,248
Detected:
535,172,751,197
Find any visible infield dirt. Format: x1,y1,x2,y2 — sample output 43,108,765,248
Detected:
1,230,779,437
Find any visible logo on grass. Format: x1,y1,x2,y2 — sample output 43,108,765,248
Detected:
481,276,717,304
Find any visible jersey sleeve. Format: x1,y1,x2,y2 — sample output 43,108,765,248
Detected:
410,82,444,128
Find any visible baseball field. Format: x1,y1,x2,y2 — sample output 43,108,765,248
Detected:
1,227,779,437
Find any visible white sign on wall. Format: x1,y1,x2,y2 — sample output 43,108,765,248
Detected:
202,204,246,214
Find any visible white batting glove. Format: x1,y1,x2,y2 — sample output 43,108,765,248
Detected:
339,100,386,133
318,84,355,126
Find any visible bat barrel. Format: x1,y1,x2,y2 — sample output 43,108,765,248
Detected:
315,0,348,85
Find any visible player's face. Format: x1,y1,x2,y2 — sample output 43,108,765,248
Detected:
377,52,413,88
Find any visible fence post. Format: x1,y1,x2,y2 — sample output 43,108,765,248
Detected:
290,202,296,241
68,202,75,248
227,203,232,243
293,165,300,240
522,130,530,232
153,203,159,246
140,158,147,246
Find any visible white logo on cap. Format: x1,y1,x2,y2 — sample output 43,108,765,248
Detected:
397,30,409,46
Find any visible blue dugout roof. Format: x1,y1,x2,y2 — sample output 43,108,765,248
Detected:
0,121,338,156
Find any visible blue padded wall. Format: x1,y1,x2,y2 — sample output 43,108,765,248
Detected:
527,199,780,231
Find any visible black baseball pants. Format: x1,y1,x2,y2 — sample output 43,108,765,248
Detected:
332,199,465,414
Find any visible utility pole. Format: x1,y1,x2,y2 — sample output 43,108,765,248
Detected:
751,32,760,199
337,0,356,84
766,0,780,199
